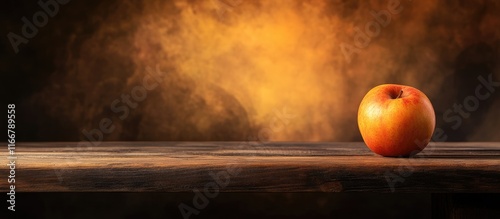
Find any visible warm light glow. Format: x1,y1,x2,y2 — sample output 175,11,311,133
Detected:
28,0,500,141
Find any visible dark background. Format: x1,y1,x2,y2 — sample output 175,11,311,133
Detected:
2,0,499,218
2,0,499,142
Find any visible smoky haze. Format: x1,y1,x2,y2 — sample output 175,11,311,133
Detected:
4,0,499,142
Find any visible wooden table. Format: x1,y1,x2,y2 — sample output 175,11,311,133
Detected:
4,142,500,192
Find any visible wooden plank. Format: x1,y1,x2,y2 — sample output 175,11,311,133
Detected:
2,142,500,192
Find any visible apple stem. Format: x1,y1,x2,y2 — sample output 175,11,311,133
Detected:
397,90,403,99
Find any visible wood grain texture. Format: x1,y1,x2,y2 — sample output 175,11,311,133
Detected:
2,142,500,192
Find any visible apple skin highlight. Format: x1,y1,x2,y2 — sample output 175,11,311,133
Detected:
357,84,436,157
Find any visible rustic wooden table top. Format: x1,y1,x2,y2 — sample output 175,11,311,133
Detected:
3,142,500,192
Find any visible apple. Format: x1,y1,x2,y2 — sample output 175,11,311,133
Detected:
357,84,435,157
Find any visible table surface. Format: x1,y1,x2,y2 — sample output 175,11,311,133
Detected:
4,142,500,192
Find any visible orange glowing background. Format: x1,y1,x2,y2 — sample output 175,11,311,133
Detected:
9,0,499,141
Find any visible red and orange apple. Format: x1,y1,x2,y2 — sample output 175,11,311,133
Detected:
357,84,436,157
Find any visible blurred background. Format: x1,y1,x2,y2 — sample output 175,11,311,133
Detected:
1,0,499,218
2,0,499,142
